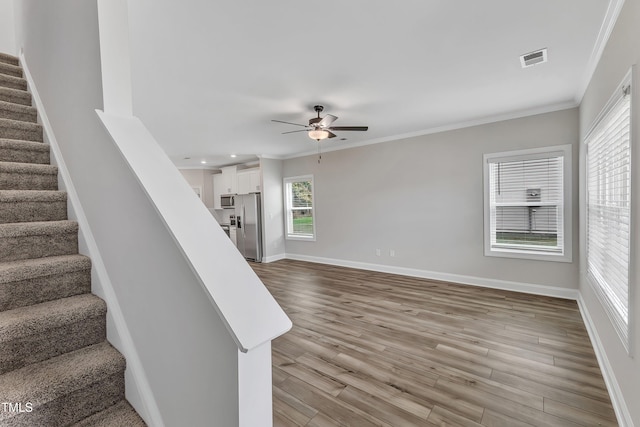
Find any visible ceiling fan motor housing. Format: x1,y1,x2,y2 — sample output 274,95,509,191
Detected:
309,117,322,127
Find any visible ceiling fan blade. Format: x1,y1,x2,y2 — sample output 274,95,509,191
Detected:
318,114,338,128
327,131,337,139
282,129,310,134
271,119,308,127
328,126,369,131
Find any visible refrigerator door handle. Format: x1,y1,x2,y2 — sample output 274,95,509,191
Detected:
243,205,246,237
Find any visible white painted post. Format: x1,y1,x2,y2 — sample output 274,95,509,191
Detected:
96,0,133,116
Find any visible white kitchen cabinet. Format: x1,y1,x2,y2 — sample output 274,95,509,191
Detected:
212,173,225,209
237,168,261,194
213,166,238,210
221,166,238,194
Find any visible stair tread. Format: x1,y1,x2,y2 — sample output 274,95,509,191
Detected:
0,189,66,202
0,73,27,91
0,139,50,165
0,254,90,279
0,89,31,108
0,53,19,66
0,61,22,78
0,341,124,405
71,400,146,427
0,138,48,150
0,161,57,174
0,100,37,115
0,220,77,237
0,117,42,130
0,294,105,341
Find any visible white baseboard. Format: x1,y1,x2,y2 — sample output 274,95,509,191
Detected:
284,253,580,300
19,52,164,427
577,295,633,427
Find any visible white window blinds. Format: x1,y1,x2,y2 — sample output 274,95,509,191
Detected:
486,149,566,256
586,81,632,351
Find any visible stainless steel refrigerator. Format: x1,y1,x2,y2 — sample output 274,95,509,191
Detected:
234,193,263,262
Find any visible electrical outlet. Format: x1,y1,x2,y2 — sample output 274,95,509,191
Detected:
376,249,381,256
390,249,396,257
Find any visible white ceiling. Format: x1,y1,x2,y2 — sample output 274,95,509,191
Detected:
127,0,617,169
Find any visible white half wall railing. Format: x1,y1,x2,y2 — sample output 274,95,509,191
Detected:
95,111,292,353
96,111,292,426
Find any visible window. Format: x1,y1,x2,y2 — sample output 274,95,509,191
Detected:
284,175,315,240
483,144,572,262
586,71,632,352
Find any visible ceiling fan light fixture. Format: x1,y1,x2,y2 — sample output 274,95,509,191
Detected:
308,129,329,141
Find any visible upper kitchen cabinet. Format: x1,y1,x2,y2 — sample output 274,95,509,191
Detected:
237,168,261,194
220,166,238,194
213,165,262,209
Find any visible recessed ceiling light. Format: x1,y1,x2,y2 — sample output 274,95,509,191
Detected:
200,160,207,164
230,154,237,158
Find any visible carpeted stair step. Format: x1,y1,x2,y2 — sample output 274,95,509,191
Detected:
0,118,42,142
0,255,91,311
0,190,67,224
0,87,31,107
0,139,50,164
71,400,146,427
0,341,126,427
0,220,78,262
0,161,57,190
0,52,19,67
0,73,27,92
0,61,22,78
0,294,106,374
0,100,37,123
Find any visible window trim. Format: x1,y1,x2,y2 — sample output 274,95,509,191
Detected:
584,67,634,355
483,144,573,262
283,174,316,241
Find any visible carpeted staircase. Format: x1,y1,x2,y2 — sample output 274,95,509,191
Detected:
0,52,146,426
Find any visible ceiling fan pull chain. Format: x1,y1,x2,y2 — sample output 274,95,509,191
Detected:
318,143,322,164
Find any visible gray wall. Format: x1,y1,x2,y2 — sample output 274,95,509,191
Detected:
578,0,640,423
178,168,216,209
0,0,15,54
14,1,239,425
283,108,579,290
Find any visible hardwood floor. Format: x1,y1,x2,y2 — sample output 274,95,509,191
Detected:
251,260,617,427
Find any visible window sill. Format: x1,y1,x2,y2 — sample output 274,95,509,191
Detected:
286,235,316,242
485,247,572,263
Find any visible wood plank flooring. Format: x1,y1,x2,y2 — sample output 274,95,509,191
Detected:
251,260,617,427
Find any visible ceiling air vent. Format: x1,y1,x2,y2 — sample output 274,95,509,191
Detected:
520,48,547,68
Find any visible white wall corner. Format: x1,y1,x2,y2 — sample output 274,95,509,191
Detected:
577,295,633,427
263,253,286,263
19,53,165,427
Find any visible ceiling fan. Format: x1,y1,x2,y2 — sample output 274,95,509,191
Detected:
272,105,368,141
